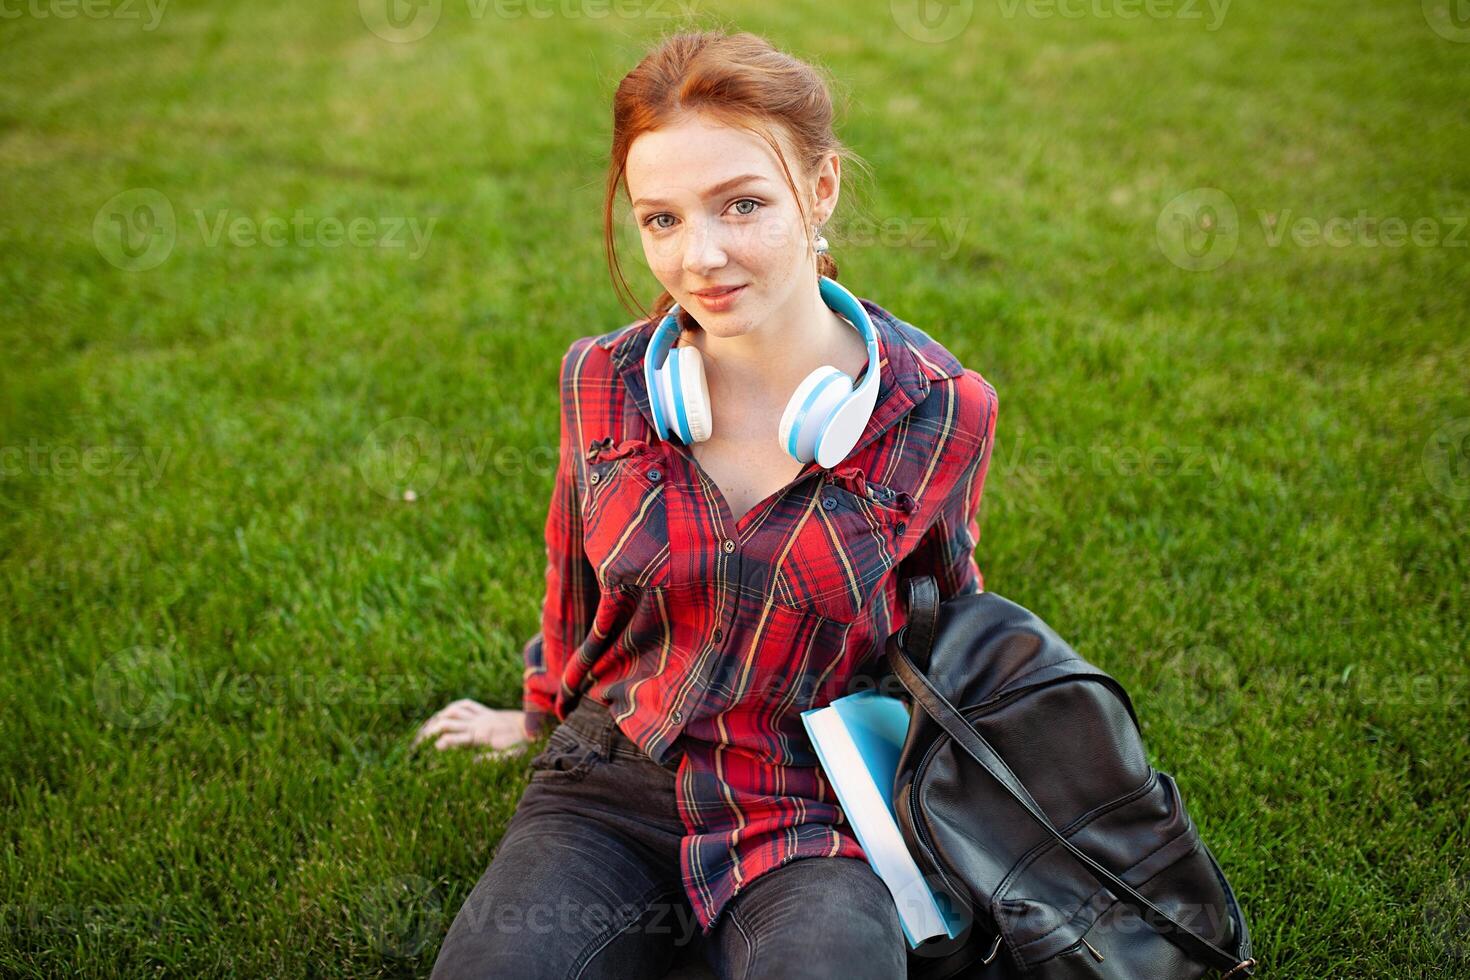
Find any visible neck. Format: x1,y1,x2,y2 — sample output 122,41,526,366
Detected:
679,277,855,401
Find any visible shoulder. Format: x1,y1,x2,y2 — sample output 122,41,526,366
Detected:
946,368,998,454
554,325,637,408
560,332,616,382
876,304,997,454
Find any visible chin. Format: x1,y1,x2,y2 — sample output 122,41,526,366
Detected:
693,314,758,338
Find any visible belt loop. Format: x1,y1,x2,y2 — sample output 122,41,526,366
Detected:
596,708,616,759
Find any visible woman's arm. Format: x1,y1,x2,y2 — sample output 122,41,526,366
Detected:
521,340,603,741
893,370,998,600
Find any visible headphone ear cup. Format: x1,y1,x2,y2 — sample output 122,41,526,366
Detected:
674,345,713,443
779,365,852,463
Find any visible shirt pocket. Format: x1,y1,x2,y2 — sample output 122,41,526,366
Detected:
580,437,671,592
773,471,915,623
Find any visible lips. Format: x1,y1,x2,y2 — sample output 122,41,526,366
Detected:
692,285,745,297
691,284,746,311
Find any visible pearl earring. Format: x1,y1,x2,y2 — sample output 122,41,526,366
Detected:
813,225,830,255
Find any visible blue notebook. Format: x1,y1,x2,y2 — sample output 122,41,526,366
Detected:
801,690,967,949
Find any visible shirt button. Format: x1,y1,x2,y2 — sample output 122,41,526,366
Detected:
821,495,838,510
722,539,736,553
712,628,723,642
648,468,661,482
672,709,683,723
589,472,601,485
896,522,907,535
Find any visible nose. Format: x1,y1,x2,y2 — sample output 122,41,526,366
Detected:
681,216,729,278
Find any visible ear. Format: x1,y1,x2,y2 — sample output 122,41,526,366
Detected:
811,151,841,225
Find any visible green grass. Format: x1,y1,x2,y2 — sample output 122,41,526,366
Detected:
2,0,1466,976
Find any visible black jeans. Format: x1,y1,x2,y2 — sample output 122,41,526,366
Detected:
430,696,908,980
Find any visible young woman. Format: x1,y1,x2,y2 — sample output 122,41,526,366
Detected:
416,29,998,980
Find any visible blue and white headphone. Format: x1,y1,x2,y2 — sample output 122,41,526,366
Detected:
643,274,880,469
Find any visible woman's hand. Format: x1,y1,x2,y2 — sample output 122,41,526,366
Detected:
413,699,532,761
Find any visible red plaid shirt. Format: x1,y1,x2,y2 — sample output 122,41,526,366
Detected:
521,295,998,936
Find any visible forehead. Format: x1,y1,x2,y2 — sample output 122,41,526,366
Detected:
625,113,791,202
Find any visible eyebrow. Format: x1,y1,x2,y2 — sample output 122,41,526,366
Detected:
633,174,771,209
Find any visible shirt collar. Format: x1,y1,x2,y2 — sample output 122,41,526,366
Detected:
595,296,964,464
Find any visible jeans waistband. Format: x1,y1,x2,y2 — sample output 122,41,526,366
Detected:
562,697,682,773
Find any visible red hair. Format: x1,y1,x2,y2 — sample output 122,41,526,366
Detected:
603,29,871,327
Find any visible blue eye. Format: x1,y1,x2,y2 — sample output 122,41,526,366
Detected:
641,198,764,231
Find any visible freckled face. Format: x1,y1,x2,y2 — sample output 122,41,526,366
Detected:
625,113,816,340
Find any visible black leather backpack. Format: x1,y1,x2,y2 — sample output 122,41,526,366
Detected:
880,577,1257,980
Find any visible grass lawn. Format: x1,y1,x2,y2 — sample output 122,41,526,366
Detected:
1,0,1466,976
